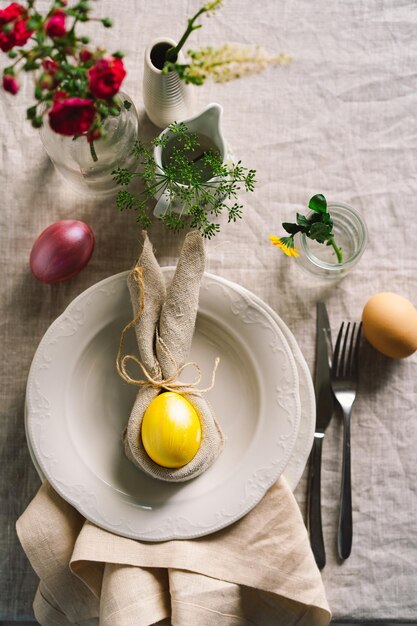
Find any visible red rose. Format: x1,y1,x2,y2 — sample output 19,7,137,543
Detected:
0,2,32,51
88,57,126,99
2,74,19,94
42,58,59,74
48,95,96,136
39,58,59,89
80,49,93,64
0,3,23,21
45,9,66,38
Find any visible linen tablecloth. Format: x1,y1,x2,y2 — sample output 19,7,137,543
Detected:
1,0,417,621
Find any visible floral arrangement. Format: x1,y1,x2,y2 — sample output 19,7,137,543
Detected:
270,194,343,262
112,121,256,239
162,0,291,85
0,0,127,158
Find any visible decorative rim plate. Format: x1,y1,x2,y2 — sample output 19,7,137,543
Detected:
217,277,315,490
25,275,315,492
26,270,301,541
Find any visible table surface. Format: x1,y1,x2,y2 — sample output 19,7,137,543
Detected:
1,0,417,621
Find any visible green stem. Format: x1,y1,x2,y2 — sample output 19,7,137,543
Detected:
165,7,206,62
329,237,343,263
89,140,98,162
69,16,79,35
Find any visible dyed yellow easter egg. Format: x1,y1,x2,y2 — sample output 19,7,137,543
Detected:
141,392,202,468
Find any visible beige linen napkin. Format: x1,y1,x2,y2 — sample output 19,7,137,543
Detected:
17,477,331,626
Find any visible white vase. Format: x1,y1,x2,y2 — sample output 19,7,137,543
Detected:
143,37,194,128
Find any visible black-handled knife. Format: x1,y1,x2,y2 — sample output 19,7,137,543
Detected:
307,302,334,570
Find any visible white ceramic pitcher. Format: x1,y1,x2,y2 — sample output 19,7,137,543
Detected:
153,102,229,218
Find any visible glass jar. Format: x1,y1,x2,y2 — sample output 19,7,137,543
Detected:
295,202,368,279
39,92,139,196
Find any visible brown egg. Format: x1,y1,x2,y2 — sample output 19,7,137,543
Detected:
362,292,417,359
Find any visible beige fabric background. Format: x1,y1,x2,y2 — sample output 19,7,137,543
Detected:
1,0,417,621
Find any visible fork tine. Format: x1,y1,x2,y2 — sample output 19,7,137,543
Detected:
340,322,351,377
347,322,356,375
351,322,362,378
332,321,344,377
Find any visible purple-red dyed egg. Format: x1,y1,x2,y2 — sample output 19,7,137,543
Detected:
30,220,94,284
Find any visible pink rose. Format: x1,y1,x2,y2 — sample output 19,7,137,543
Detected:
88,57,126,99
2,74,19,94
45,9,66,38
48,94,96,136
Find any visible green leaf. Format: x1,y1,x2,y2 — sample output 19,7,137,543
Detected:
112,167,135,186
309,222,331,243
116,189,135,210
24,60,41,72
308,193,327,214
35,31,46,45
31,116,43,129
227,203,243,223
296,212,310,227
26,105,38,120
27,15,43,30
34,85,43,99
282,222,301,235
202,222,221,239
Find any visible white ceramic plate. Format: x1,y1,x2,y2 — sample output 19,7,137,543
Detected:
217,277,315,490
25,274,315,492
26,270,302,541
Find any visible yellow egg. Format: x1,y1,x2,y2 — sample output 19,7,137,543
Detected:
362,292,417,359
141,392,202,468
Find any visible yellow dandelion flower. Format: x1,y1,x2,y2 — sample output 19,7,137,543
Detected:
270,235,300,258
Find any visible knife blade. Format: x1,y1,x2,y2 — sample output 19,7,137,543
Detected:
307,301,334,569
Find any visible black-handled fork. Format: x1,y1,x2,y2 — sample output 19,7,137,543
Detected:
330,321,362,560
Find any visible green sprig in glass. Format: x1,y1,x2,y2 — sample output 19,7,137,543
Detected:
270,194,343,262
112,121,256,239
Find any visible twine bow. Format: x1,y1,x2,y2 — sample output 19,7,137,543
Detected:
116,266,219,395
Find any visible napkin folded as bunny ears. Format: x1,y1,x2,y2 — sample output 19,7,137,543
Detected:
117,230,224,482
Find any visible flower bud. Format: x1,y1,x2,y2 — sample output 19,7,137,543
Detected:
80,48,93,63
2,74,19,94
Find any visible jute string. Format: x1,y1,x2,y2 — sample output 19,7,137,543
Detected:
116,267,219,395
